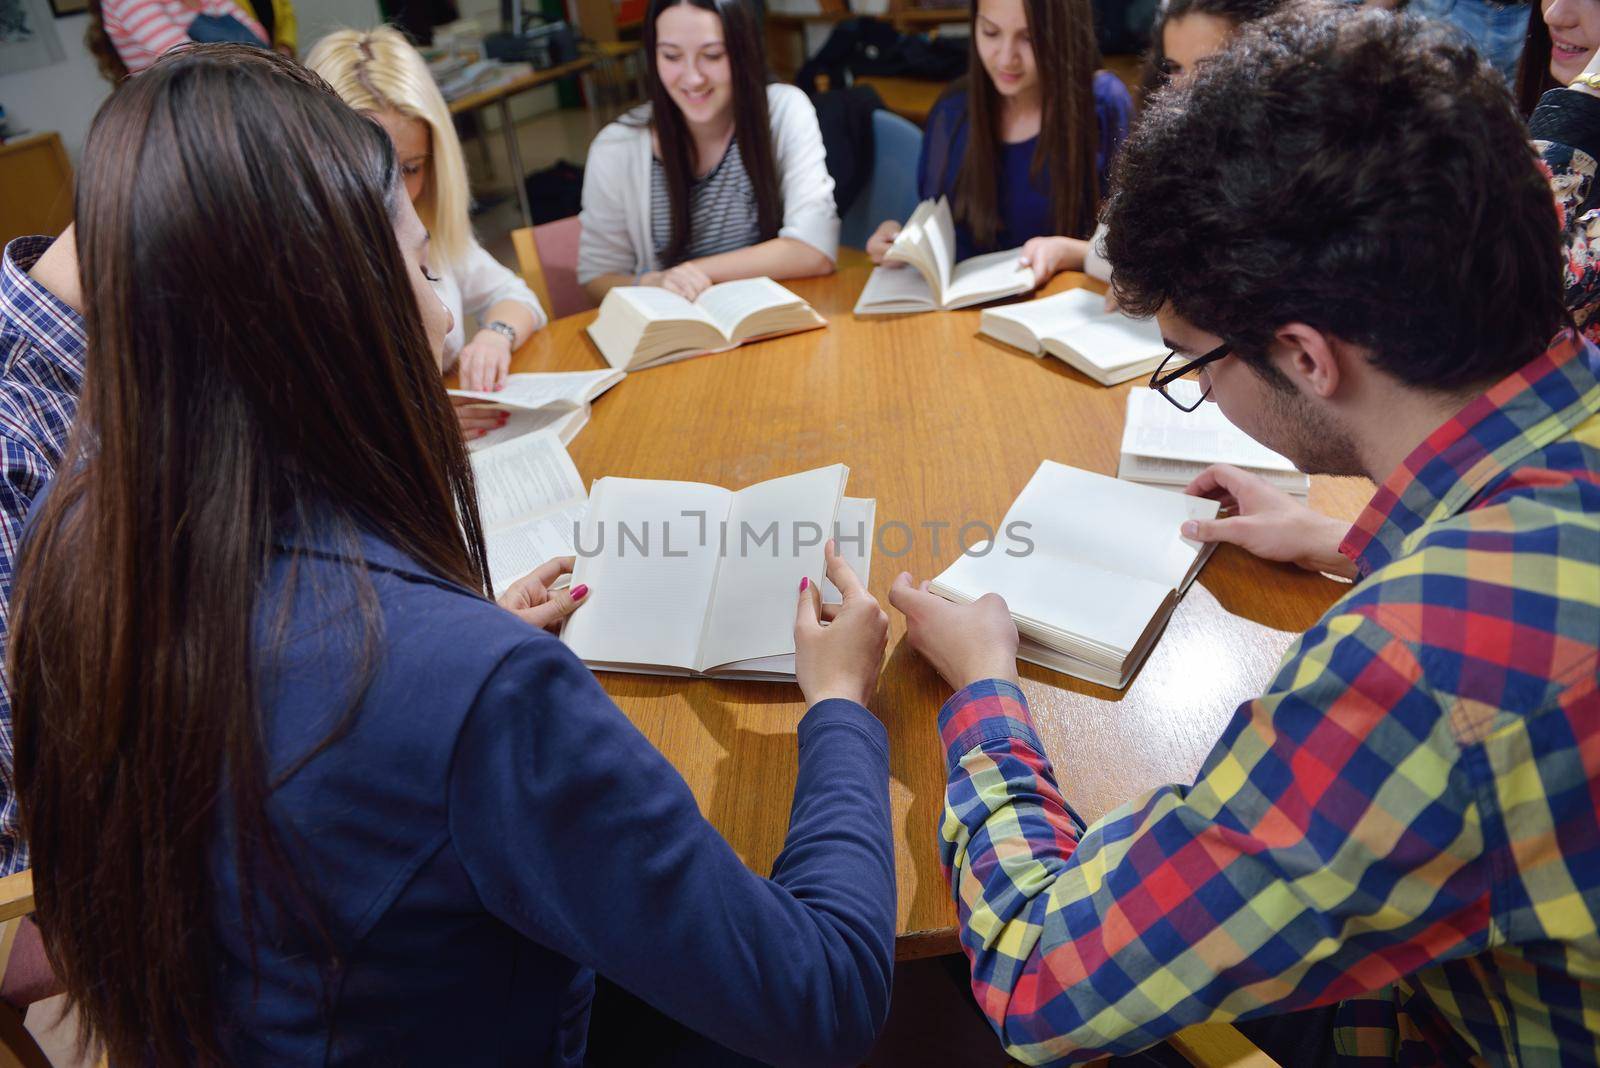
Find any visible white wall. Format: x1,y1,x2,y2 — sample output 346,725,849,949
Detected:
0,0,381,163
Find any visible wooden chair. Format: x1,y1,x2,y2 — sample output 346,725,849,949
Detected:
0,133,73,248
512,217,592,321
0,870,62,1068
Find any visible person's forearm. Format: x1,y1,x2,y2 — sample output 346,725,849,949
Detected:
693,238,834,285
582,273,634,305
480,300,538,347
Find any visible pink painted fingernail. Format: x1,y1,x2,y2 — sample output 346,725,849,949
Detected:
799,577,809,592
571,584,589,601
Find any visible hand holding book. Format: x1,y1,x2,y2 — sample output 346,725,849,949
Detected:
888,573,1020,692
1183,464,1358,579
794,541,890,708
497,556,591,631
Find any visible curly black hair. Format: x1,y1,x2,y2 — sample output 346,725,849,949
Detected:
1105,5,1570,394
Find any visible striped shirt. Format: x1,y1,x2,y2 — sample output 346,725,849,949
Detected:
937,330,1600,1065
100,0,266,75
649,137,763,266
0,237,86,877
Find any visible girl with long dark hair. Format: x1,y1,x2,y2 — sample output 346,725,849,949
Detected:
866,0,1134,289
578,0,839,303
12,44,894,1066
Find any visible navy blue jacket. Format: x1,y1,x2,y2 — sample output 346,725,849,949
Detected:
209,527,896,1066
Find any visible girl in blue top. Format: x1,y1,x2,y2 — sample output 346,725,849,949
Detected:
867,0,1134,288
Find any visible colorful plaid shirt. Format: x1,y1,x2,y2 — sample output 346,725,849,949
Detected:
0,237,86,878
938,330,1600,1066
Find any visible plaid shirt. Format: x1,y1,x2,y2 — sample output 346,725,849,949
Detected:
0,237,86,877
938,330,1600,1066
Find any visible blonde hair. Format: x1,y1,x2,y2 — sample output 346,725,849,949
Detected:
306,26,474,268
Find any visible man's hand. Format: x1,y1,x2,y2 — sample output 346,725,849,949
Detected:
1183,464,1358,579
888,573,1019,691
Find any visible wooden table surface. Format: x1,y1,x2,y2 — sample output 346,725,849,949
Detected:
446,56,598,116
505,266,1374,958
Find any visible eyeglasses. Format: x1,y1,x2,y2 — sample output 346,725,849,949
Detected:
1149,341,1231,412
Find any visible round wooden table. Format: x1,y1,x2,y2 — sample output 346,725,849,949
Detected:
506,266,1373,958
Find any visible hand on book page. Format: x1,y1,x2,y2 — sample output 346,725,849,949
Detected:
888,572,1019,692
453,395,508,442
1182,464,1357,579
496,556,591,631
640,262,713,302
794,541,889,709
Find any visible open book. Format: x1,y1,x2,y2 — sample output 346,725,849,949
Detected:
449,368,625,452
561,464,860,680
979,288,1168,385
470,429,588,597
1120,383,1311,498
930,461,1220,689
586,277,826,371
853,197,1034,315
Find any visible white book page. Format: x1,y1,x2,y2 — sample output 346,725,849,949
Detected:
694,277,795,339
854,264,936,313
561,477,731,671
470,429,586,531
822,497,875,602
987,288,1107,336
944,248,1034,307
484,502,587,597
613,285,719,328
933,546,1171,657
697,464,847,671
449,369,622,410
1006,461,1219,591
467,406,583,453
1121,386,1301,473
1046,315,1166,372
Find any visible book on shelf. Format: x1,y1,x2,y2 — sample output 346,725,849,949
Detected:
929,461,1220,689
560,464,875,680
586,277,826,370
853,197,1034,315
978,288,1168,386
449,368,625,451
1119,383,1310,497
470,429,588,597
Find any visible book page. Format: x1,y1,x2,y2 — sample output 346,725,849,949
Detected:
822,496,875,603
470,429,586,531
449,369,623,410
924,197,957,298
933,546,1173,658
944,248,1034,307
697,464,848,671
561,477,732,671
612,285,718,327
1121,386,1302,472
854,264,936,314
1046,315,1166,373
694,277,796,339
1004,461,1219,591
986,288,1106,337
483,502,587,597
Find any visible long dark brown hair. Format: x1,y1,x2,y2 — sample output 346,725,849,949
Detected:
1515,6,1559,116
638,0,782,266
947,0,1102,248
9,44,489,1066
1140,0,1290,97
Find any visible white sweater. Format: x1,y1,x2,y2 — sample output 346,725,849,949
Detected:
577,84,839,284
437,239,548,372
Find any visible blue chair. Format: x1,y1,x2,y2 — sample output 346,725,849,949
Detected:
840,108,924,250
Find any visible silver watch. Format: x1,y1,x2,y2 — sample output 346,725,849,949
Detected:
485,320,517,346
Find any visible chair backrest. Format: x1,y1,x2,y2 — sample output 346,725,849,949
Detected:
511,216,592,321
839,108,924,250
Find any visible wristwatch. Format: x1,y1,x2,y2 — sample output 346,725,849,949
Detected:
485,320,517,346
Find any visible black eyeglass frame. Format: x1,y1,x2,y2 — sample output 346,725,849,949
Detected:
1149,341,1231,412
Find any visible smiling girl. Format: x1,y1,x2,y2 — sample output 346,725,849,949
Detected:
578,0,839,304
866,0,1133,289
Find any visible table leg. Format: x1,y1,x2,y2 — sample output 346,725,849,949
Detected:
500,98,534,229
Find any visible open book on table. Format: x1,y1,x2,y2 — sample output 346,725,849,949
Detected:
586,277,826,371
449,368,625,452
470,429,588,597
929,461,1220,689
853,197,1034,315
979,288,1167,386
1120,383,1311,497
560,464,875,681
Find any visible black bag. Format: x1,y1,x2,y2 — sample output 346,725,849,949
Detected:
523,159,584,225
812,85,885,216
795,17,966,96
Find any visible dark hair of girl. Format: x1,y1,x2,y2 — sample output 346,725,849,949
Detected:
9,43,489,1066
638,0,783,267
1140,0,1289,96
946,0,1102,248
1515,10,1559,117
84,0,130,85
